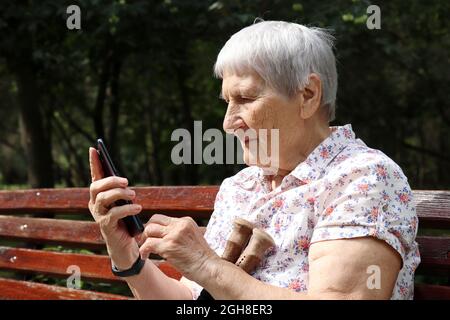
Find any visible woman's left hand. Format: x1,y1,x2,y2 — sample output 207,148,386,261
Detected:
138,214,220,281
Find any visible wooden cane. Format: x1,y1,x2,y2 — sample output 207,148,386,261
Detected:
235,227,275,274
197,219,275,300
221,218,254,262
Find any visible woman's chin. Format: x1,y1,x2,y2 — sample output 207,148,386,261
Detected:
242,152,279,175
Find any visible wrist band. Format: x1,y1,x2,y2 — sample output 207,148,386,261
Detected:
111,255,146,277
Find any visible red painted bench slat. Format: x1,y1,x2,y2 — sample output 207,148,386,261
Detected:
0,188,449,227
0,277,130,300
417,236,450,259
0,215,104,248
414,190,450,228
414,284,450,300
0,186,219,215
415,236,450,275
0,216,204,249
0,246,182,282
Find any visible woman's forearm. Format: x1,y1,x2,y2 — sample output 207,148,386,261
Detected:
109,243,192,300
125,260,193,300
198,258,309,300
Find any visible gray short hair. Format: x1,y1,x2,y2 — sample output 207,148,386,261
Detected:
214,20,338,121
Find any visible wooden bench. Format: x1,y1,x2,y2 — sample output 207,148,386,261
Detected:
0,187,448,300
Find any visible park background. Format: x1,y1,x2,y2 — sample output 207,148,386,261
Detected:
0,0,449,296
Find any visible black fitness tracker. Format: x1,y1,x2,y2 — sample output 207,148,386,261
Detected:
111,255,146,277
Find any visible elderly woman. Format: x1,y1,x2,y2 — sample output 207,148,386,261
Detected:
88,21,420,300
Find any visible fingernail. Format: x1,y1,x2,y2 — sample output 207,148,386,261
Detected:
134,204,142,211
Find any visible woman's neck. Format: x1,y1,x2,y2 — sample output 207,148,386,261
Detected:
267,169,290,191
267,123,331,191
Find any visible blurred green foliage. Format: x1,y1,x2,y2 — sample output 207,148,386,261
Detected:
0,0,449,189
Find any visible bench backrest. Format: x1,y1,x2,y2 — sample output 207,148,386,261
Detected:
0,187,448,299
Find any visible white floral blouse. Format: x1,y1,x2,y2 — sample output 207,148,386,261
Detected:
189,124,420,300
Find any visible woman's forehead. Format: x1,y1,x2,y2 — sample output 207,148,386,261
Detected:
221,72,265,95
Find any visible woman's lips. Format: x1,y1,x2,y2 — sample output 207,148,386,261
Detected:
233,128,257,145
244,137,257,144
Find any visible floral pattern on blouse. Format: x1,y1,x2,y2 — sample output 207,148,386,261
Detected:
190,124,420,300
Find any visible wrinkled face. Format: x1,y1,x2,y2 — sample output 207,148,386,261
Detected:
221,70,303,173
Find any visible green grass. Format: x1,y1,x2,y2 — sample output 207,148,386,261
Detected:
27,273,133,297
0,184,29,190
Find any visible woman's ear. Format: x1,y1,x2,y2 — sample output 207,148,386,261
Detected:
299,73,322,119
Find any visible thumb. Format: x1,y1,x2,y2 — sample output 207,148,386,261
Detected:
89,147,104,182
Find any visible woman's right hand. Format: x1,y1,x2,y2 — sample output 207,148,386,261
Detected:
88,147,143,269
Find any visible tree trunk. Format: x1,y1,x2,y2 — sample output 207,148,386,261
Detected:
14,57,54,188
175,60,198,185
144,99,163,185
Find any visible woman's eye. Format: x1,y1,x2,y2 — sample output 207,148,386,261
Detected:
237,96,254,103
222,96,254,105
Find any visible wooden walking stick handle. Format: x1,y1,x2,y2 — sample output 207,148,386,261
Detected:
197,219,275,299
235,228,275,274
221,218,254,262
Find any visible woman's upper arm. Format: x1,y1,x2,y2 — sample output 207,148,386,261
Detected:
308,237,402,299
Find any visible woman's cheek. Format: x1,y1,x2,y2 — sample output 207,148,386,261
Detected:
248,102,270,130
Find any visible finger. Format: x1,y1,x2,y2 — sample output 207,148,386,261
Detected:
95,187,136,213
90,176,129,204
97,204,142,232
139,237,164,260
107,204,142,224
143,223,168,239
89,147,105,182
135,232,146,246
148,214,172,226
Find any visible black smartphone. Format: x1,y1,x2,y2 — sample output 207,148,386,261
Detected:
96,138,144,237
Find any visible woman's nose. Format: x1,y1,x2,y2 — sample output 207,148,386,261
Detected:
223,106,245,134
223,116,246,134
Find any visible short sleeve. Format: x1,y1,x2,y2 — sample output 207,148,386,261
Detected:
179,276,203,300
310,155,418,265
